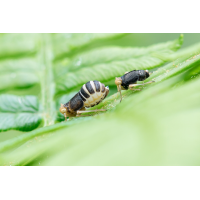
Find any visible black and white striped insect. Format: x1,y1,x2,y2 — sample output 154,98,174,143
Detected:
115,69,154,102
59,81,109,121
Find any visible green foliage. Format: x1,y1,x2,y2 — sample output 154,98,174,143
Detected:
0,59,40,91
55,35,183,93
57,34,183,72
0,33,200,166
52,33,128,60
0,95,42,131
0,33,39,58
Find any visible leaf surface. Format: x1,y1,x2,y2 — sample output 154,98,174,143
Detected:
66,34,184,71
55,35,183,94
0,95,42,132
0,34,39,59
1,33,200,166
52,33,128,60
1,76,200,165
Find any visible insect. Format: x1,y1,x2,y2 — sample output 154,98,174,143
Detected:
115,69,154,102
59,81,109,121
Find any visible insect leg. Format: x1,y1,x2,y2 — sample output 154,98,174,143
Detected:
115,77,123,102
76,109,107,115
64,113,67,121
76,114,92,117
117,85,123,102
144,81,155,84
129,87,141,91
129,81,155,88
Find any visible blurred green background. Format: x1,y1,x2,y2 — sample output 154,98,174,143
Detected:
0,33,200,164
0,33,200,141
110,33,200,48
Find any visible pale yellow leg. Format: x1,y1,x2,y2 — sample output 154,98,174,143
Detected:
129,81,155,88
117,85,123,102
64,113,67,121
77,109,107,115
129,87,141,91
76,114,92,117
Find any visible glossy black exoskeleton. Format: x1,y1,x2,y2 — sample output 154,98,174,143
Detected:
115,69,154,102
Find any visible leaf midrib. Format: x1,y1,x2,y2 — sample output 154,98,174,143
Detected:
40,34,55,126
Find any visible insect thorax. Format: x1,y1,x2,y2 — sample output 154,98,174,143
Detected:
121,71,139,89
121,70,148,89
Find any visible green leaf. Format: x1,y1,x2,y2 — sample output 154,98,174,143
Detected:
0,59,40,91
151,54,200,82
0,51,199,165
0,95,42,132
52,33,128,60
1,76,200,165
55,56,165,94
2,33,200,166
0,34,39,59
170,42,200,60
183,64,200,81
86,53,200,111
66,34,183,71
0,116,92,154
55,35,183,94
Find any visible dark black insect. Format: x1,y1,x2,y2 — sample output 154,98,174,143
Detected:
59,81,109,121
115,70,154,102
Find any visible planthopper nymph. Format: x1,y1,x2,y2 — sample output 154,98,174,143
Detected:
59,81,109,121
115,69,154,102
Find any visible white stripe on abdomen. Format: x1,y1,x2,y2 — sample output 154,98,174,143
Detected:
84,91,105,107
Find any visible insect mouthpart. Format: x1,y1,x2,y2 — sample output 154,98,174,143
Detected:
115,77,122,86
59,104,66,114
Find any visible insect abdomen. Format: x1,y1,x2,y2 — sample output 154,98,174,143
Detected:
121,70,149,89
121,70,139,89
79,81,109,108
64,92,84,114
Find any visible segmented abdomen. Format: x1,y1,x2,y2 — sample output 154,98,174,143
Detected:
79,81,109,108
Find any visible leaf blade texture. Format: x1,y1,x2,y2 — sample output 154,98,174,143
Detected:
0,95,42,132
55,35,183,94
1,33,200,166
